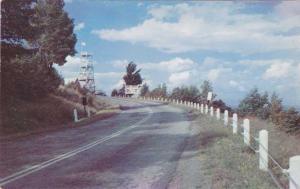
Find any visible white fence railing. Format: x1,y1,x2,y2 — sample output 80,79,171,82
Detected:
116,95,300,189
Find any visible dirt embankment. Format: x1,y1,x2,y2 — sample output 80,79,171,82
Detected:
0,86,120,139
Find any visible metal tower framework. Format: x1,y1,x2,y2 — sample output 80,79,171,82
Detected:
78,52,96,93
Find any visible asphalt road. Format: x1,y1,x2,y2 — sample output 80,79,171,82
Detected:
0,98,204,189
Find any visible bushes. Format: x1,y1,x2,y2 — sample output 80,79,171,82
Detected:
149,83,168,98
237,88,269,119
277,108,300,133
111,89,118,97
2,55,63,100
170,85,200,102
238,88,300,134
2,0,76,101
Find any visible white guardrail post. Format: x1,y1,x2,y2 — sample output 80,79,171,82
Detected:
224,110,228,126
73,109,78,122
216,108,220,120
259,130,268,171
243,119,250,146
232,113,238,134
210,106,214,117
289,155,300,189
201,104,204,114
205,104,208,114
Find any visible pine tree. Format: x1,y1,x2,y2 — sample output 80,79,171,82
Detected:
123,62,143,85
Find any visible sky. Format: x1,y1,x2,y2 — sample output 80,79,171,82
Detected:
56,0,300,107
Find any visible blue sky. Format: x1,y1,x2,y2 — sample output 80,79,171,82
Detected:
56,0,300,107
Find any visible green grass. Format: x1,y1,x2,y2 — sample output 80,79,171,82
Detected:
195,113,278,189
0,86,119,138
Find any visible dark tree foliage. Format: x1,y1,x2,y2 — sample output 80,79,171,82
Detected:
1,0,76,100
111,89,118,97
199,80,216,103
123,62,143,85
140,83,149,97
150,83,167,98
237,88,270,119
277,108,300,133
1,0,36,61
32,0,77,68
212,99,232,113
118,85,125,96
170,85,200,102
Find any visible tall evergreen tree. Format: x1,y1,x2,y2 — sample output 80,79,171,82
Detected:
123,62,143,85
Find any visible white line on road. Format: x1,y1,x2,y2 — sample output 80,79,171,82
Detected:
0,106,153,186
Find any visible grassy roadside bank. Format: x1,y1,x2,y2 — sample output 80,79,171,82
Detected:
0,87,120,139
192,111,278,189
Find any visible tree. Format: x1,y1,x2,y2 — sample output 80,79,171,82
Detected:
212,99,232,113
277,108,300,133
140,83,149,97
118,85,125,96
199,80,216,103
123,62,143,85
150,83,168,98
32,0,77,68
1,0,76,100
111,89,118,97
1,0,36,61
170,85,200,102
238,88,270,119
269,92,283,125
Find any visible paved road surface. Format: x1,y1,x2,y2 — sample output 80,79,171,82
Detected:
0,98,204,189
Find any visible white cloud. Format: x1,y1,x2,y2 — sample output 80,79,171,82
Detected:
112,57,194,73
112,59,130,68
263,62,292,79
159,57,194,72
140,57,194,72
207,69,221,82
274,1,300,17
75,22,85,31
229,80,246,92
93,3,300,54
94,72,123,79
229,80,238,87
239,59,280,66
168,71,190,86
